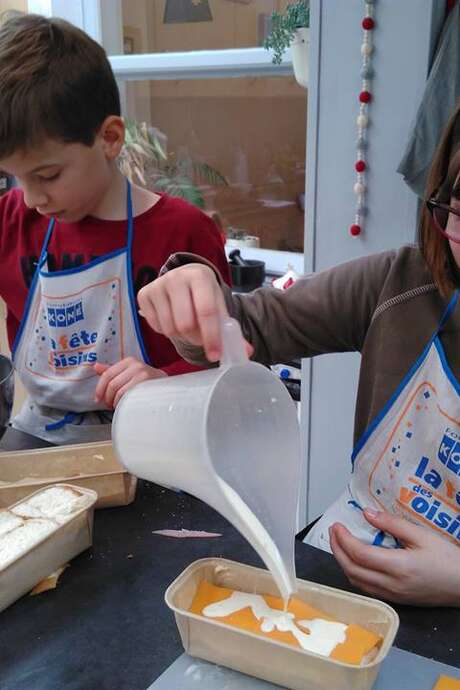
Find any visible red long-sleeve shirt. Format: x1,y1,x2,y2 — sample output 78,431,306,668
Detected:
0,189,230,375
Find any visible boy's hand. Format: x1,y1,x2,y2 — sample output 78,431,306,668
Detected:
329,508,460,606
138,264,231,363
94,359,167,408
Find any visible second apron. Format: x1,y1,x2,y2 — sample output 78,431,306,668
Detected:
12,181,150,444
307,292,460,552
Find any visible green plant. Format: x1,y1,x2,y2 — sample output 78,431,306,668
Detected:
119,118,228,209
263,1,310,65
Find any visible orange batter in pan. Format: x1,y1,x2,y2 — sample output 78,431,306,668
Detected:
190,580,382,666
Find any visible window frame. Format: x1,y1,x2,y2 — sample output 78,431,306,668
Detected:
110,47,295,81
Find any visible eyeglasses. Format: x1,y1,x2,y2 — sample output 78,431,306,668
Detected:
426,198,460,244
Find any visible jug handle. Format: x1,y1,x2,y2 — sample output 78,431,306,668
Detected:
220,318,248,367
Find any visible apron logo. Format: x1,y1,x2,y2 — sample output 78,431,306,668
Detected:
438,428,460,475
399,484,460,539
47,299,84,328
398,453,460,542
49,350,98,368
48,328,99,370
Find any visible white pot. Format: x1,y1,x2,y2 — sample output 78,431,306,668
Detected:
290,27,309,89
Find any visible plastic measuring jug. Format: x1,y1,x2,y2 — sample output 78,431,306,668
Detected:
112,318,301,601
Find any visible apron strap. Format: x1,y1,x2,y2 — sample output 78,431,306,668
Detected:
39,217,56,265
126,179,134,250
45,411,83,431
44,410,113,432
436,290,459,334
124,178,151,365
11,216,56,356
347,499,399,548
39,183,132,262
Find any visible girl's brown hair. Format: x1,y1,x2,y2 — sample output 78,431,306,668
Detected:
0,14,120,158
419,103,460,296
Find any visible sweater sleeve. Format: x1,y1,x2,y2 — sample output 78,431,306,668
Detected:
185,212,231,286
161,249,397,366
156,206,230,375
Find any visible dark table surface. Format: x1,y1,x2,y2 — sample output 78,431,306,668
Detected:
1,430,460,690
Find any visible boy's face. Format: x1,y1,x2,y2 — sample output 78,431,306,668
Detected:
0,133,117,223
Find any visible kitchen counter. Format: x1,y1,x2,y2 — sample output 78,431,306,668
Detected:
1,432,460,690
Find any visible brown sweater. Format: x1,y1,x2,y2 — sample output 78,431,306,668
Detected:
163,245,460,445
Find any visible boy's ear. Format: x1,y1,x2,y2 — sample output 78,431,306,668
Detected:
98,116,125,159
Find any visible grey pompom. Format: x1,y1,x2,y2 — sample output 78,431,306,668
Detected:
361,65,374,79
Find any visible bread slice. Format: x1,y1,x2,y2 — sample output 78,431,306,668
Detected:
0,486,92,571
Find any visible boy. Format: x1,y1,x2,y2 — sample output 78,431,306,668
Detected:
0,15,230,445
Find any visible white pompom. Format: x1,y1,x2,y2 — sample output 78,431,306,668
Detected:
357,114,368,128
354,182,366,195
361,43,373,57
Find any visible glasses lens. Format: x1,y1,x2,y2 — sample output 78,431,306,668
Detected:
432,204,449,231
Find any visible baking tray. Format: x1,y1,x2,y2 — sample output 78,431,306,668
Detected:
0,483,97,612
165,558,399,690
0,441,137,509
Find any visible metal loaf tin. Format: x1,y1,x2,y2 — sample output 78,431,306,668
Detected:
0,484,97,612
0,441,136,509
165,558,399,690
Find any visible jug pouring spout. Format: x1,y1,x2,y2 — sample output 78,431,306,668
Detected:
220,317,248,367
113,318,301,600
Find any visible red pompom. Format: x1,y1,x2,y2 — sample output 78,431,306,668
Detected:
359,91,372,103
355,160,366,173
362,17,375,30
350,224,362,237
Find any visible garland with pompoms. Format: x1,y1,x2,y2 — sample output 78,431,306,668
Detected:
350,1,376,238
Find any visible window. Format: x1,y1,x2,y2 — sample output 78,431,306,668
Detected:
121,75,306,254
33,0,308,273
0,2,27,24
117,0,280,56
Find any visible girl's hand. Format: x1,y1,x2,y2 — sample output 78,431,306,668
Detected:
138,264,247,363
329,508,460,606
94,359,167,408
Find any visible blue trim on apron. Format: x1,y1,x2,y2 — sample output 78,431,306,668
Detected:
11,219,56,357
351,291,460,464
125,181,150,365
347,499,391,547
372,530,386,547
13,179,150,435
433,336,460,395
39,247,127,277
45,412,84,430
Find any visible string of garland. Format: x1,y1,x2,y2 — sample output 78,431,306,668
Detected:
350,1,376,237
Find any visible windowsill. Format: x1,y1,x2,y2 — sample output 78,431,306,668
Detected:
225,243,304,275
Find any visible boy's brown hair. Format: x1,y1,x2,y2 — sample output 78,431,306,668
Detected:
419,102,460,297
0,14,120,158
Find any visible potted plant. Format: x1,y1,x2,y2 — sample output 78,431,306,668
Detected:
263,1,310,89
119,118,228,209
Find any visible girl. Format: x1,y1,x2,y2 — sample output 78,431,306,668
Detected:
137,103,460,606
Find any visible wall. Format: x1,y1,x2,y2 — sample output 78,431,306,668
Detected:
0,1,26,15
302,0,445,522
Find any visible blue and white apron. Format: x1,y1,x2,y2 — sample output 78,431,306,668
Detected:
11,181,150,444
307,292,460,551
